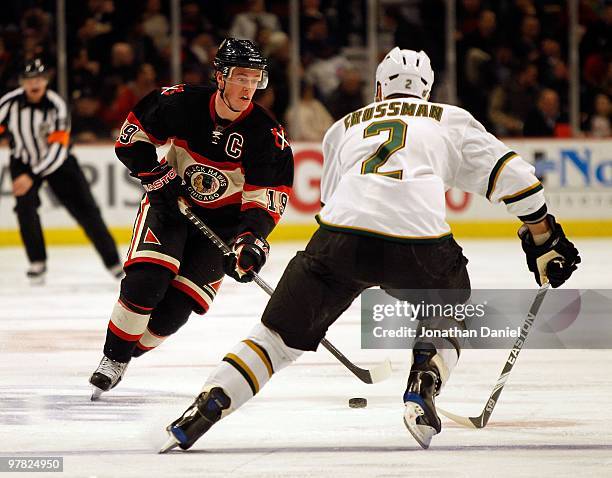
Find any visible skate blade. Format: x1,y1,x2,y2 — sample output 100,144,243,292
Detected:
159,435,180,454
403,402,437,450
90,386,104,401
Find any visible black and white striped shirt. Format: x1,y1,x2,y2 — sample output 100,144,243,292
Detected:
0,87,69,178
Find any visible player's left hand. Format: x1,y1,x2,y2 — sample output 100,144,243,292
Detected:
519,215,580,288
139,163,186,222
224,232,270,282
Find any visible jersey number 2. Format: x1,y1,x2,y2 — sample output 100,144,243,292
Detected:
361,119,406,179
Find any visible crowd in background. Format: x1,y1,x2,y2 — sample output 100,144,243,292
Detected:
0,0,610,142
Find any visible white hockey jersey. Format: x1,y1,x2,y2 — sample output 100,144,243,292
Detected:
318,97,546,242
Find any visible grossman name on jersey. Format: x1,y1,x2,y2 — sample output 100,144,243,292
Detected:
344,101,444,130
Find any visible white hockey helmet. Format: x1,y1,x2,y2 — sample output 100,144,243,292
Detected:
375,48,434,100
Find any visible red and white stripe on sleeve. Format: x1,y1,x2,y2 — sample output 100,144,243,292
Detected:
241,184,292,224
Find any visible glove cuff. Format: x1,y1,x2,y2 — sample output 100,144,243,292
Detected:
235,232,270,257
519,214,561,247
141,167,178,192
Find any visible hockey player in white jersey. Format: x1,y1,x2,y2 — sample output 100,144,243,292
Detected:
160,48,580,452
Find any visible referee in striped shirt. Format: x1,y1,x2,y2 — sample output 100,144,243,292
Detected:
0,59,122,283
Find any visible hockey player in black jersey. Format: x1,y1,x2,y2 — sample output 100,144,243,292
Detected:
88,39,293,399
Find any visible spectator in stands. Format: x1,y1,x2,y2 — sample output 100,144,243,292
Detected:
304,52,351,101
265,31,291,122
580,4,611,64
20,7,52,46
327,67,364,120
301,0,324,30
459,9,498,126
538,38,568,93
302,17,349,100
142,0,170,54
70,47,102,95
183,33,218,83
457,0,483,40
186,33,216,67
581,55,609,122
461,9,498,55
493,41,518,86
488,63,539,136
181,2,213,42
505,0,537,31
102,42,137,95
382,6,426,53
126,22,162,73
589,93,611,138
76,0,119,65
71,88,110,142
286,81,334,142
82,0,117,28
513,15,541,64
104,63,157,133
229,0,281,41
255,26,275,59
523,88,560,137
302,14,334,63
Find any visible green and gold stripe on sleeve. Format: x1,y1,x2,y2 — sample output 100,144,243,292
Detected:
486,151,518,200
501,181,543,204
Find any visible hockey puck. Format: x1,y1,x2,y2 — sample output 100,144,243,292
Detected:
349,397,367,408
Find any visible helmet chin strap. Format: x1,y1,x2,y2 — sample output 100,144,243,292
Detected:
218,79,242,113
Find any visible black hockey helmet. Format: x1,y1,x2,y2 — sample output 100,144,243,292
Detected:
21,58,47,79
213,38,268,89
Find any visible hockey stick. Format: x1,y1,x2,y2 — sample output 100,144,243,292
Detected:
437,282,551,428
178,200,392,384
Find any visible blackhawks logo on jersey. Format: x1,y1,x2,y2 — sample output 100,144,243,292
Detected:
271,126,290,150
184,164,229,203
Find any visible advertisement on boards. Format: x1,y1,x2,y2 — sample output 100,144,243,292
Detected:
1,140,611,237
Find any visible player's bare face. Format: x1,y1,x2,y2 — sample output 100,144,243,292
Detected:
223,68,262,110
22,77,48,103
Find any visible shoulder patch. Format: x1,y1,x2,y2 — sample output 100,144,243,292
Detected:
271,126,290,151
161,84,185,96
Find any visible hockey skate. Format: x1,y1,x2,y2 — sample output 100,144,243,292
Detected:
27,261,46,285
159,387,231,453
403,358,442,449
89,355,129,400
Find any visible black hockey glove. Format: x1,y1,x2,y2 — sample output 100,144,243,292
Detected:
518,215,580,288
224,232,270,283
138,164,186,222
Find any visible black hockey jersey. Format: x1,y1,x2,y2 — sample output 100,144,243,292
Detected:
115,84,293,239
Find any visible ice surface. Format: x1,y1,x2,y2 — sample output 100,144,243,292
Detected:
1,239,611,477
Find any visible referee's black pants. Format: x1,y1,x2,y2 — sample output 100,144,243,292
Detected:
13,155,120,267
